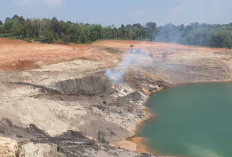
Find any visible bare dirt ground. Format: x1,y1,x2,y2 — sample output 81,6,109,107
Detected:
1,38,232,72
0,38,120,71
0,38,232,157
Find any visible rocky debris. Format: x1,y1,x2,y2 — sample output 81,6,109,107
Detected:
1,41,232,156
34,59,106,72
0,137,18,157
1,55,231,156
54,74,113,96
153,58,232,83
19,143,64,157
6,81,62,95
0,67,158,156
0,119,152,157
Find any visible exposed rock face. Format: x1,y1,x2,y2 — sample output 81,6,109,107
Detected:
54,75,112,95
19,143,64,157
0,118,152,157
0,68,156,157
154,58,231,83
0,137,18,157
0,41,232,156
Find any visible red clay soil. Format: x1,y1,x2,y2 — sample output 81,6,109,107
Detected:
0,38,231,71
0,38,119,71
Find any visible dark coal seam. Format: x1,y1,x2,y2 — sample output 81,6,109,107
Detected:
6,81,62,94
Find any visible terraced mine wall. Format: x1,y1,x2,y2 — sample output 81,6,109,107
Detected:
0,40,232,157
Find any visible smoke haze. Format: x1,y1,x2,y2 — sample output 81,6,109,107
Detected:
105,49,153,83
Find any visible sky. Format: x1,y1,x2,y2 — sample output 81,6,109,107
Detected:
0,0,231,27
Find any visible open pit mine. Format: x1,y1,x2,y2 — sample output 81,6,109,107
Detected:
0,38,232,157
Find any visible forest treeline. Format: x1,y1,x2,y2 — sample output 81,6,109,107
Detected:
0,15,232,48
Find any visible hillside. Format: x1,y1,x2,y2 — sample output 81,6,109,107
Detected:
0,39,232,156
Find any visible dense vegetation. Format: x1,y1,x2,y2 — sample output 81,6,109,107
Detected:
156,23,232,48
0,15,232,48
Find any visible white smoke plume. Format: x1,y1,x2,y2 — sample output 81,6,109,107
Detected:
105,49,153,83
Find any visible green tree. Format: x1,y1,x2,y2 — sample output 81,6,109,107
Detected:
0,25,4,34
4,18,13,35
1,15,232,48
0,20,3,34
145,22,156,40
51,17,60,39
211,30,232,48
119,24,125,39
39,30,54,43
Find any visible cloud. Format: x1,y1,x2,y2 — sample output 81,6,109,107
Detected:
44,0,63,6
13,0,64,7
167,6,186,19
13,0,36,5
165,6,188,24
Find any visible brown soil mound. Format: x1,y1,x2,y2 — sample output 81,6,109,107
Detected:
0,38,120,71
1,38,231,71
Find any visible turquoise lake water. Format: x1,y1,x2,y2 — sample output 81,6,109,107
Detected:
139,83,232,157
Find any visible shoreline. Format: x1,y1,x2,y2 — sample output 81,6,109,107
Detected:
1,38,232,156
112,117,154,155
112,86,168,156
113,80,232,156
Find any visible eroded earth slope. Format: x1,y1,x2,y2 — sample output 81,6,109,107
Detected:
0,39,232,157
